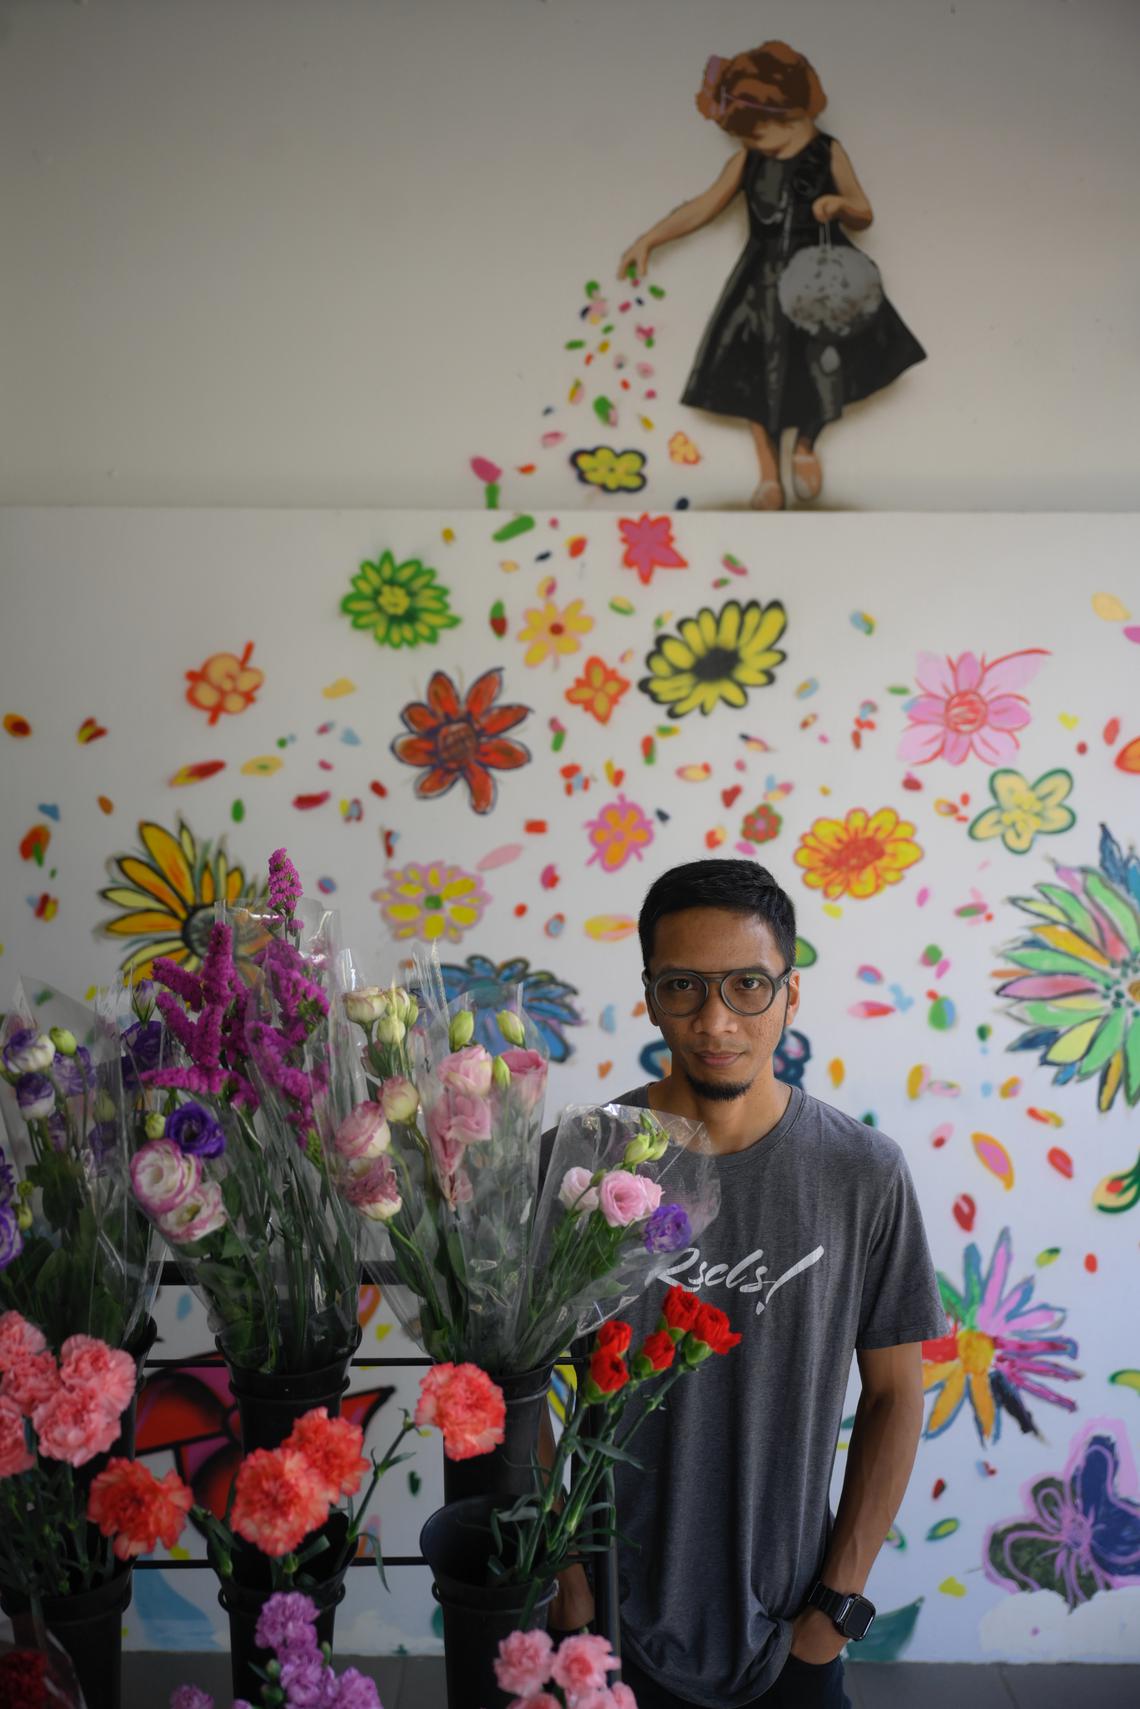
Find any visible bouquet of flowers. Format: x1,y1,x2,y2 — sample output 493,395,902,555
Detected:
0,982,159,1355
494,1630,636,1709
171,1592,384,1709
335,963,719,1376
487,1287,741,1613
0,1310,148,1603
128,850,362,1374
0,1636,86,1709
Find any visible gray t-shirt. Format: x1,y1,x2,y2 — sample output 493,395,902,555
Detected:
566,1083,947,1708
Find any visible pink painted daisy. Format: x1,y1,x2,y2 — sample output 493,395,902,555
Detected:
617,514,688,587
898,648,1048,766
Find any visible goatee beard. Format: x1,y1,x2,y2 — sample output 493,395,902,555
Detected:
682,1064,753,1103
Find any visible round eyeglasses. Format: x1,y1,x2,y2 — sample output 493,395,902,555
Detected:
645,966,792,1019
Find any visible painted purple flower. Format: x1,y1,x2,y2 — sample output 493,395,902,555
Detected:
15,1072,56,1122
121,1018,163,1091
0,1202,23,1270
643,1203,692,1255
985,1422,1140,1607
51,1045,95,1098
166,1101,226,1159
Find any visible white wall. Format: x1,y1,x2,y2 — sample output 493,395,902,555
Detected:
2,0,1138,512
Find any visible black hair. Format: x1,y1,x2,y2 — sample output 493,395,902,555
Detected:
638,859,797,970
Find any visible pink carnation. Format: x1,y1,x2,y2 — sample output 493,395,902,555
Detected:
1,1348,61,1416
508,1697,562,1709
597,1172,663,1229
550,1633,617,1698
415,1363,505,1461
898,648,1047,767
32,1383,121,1467
0,1394,34,1477
0,1312,46,1372
610,1687,638,1709
494,1628,554,1696
61,1336,136,1418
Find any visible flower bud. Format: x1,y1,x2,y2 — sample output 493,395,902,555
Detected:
48,1027,77,1057
448,1010,475,1051
391,986,417,1025
376,1014,406,1046
403,996,419,1030
495,1009,526,1047
343,987,387,1026
131,979,156,1022
144,1112,167,1140
380,1076,419,1125
93,1091,117,1124
622,1134,653,1167
491,1053,511,1093
16,1203,33,1232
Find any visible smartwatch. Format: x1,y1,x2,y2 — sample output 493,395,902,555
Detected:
806,1581,876,1641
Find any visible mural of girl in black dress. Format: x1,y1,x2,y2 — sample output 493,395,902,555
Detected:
618,42,925,510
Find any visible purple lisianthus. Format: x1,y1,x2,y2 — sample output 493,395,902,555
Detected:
15,1072,56,1122
0,1147,16,1203
0,1202,24,1270
643,1203,692,1255
51,1044,95,1098
166,1101,226,1159
2,1027,54,1076
45,1110,69,1152
121,1018,163,1091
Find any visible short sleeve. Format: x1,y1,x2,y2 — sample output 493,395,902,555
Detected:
856,1158,948,1350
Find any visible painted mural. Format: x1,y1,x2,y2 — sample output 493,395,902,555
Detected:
0,508,1137,1662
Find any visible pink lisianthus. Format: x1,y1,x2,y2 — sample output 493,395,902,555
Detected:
32,1383,122,1466
343,1153,402,1222
559,1167,600,1215
0,1394,34,1476
500,1048,548,1112
0,1312,47,1371
550,1632,618,1697
898,648,1048,767
494,1628,554,1696
437,1044,494,1100
429,1087,492,1152
60,1336,136,1417
334,1102,391,1162
415,1363,505,1461
157,1181,228,1244
597,1171,663,1229
131,1139,202,1219
1,1349,61,1416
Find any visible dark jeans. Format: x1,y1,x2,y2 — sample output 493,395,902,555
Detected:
618,1646,852,1709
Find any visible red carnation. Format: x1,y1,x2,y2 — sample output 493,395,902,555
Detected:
637,1331,677,1373
691,1300,742,1356
587,1349,629,1400
660,1285,701,1338
595,1320,632,1357
0,1650,48,1708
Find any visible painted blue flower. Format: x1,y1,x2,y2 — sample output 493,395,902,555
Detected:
436,956,582,1063
774,1028,812,1087
985,1425,1140,1607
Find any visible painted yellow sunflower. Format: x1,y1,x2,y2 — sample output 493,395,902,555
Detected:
795,807,924,901
639,599,787,718
99,819,260,977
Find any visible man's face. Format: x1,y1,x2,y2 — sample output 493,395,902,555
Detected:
644,907,800,1102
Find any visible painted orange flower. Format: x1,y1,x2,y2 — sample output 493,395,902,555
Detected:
391,669,530,815
565,657,631,726
794,807,923,901
517,599,594,667
185,643,264,725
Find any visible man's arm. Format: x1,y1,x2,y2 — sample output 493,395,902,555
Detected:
789,1342,925,1664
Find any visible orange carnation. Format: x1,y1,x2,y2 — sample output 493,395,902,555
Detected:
87,1457,192,1560
414,1363,506,1462
285,1407,369,1503
231,1447,330,1557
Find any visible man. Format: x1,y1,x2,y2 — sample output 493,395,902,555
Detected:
545,859,947,1708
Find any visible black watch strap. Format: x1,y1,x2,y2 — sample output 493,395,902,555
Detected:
806,1580,876,1640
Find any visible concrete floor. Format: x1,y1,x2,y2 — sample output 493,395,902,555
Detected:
128,1653,1140,1707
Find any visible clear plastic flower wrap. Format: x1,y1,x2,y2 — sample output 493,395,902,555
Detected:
511,1101,720,1370
0,976,159,1354
127,851,362,1375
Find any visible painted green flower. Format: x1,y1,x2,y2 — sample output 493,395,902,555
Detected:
969,768,1075,855
340,551,460,649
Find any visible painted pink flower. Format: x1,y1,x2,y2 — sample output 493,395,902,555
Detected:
550,1632,618,1697
585,795,655,874
618,515,688,588
493,1628,554,1696
898,649,1049,766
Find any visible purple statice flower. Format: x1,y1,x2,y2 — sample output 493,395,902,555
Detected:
200,924,236,1010
268,847,304,918
169,1688,214,1709
2,1027,54,1076
51,1044,95,1098
255,1590,320,1654
121,1018,163,1091
166,1102,226,1159
644,1203,692,1255
155,990,204,1061
152,957,204,1012
0,1202,23,1270
146,1063,228,1098
16,1072,56,1122
331,1670,383,1709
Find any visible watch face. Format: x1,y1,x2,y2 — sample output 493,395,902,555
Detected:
843,1597,875,1641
